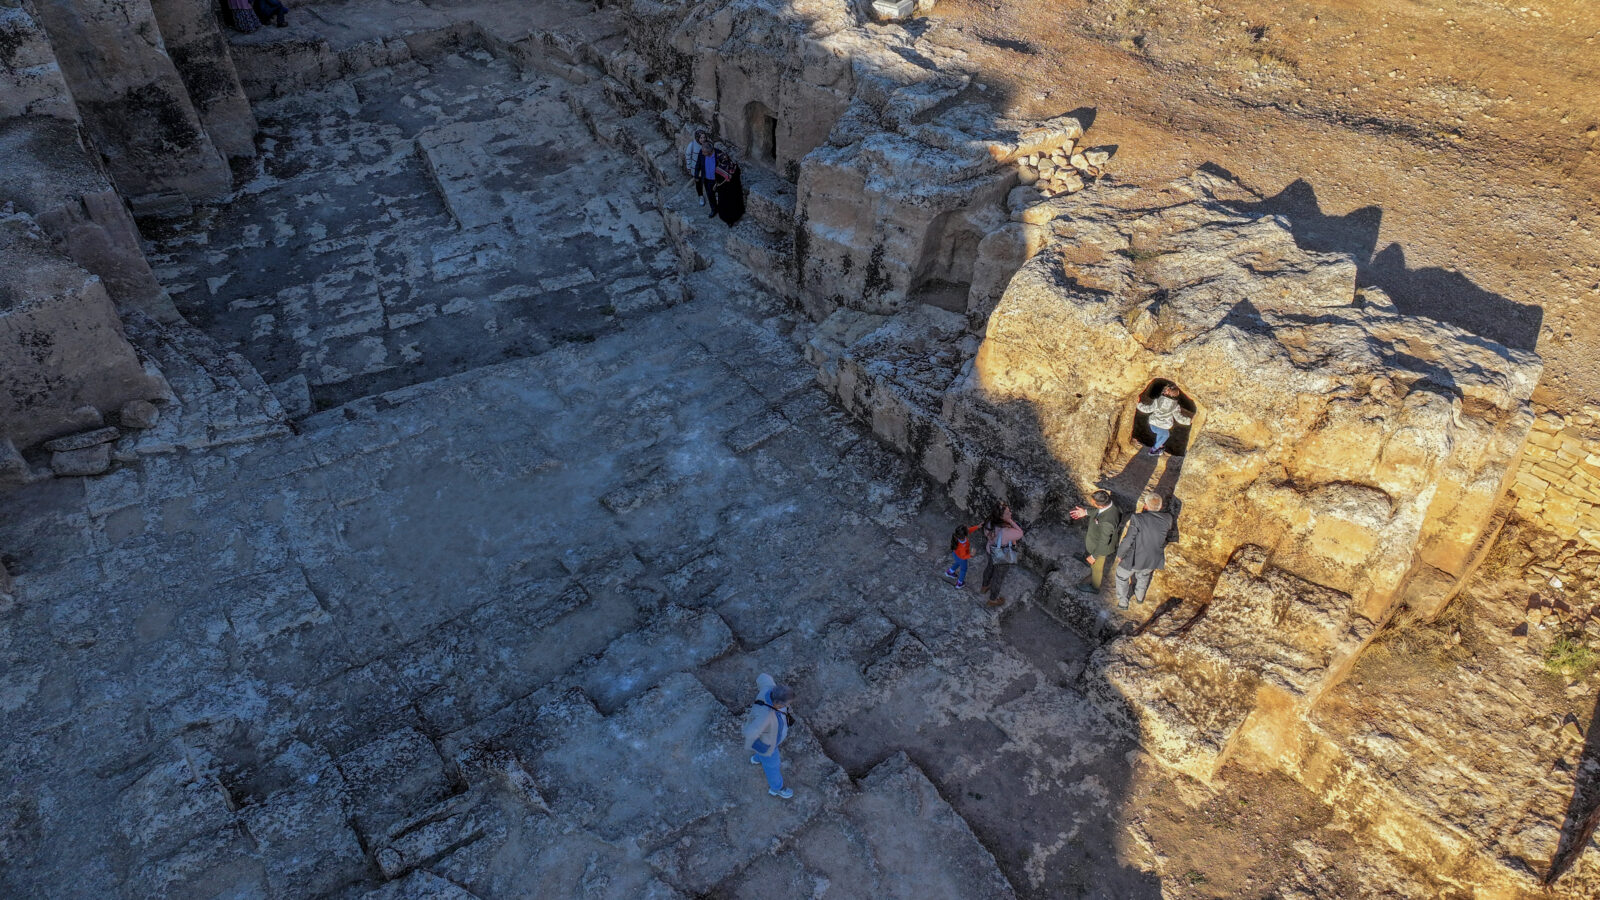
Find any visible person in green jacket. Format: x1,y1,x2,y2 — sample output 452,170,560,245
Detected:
1069,490,1124,594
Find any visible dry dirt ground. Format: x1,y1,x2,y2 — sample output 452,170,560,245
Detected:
936,0,1600,411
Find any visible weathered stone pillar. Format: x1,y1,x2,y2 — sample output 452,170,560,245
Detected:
0,0,79,121
0,118,179,319
29,0,233,212
0,215,169,450
148,0,257,159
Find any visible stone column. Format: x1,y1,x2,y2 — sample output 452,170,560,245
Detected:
148,0,257,160
29,0,232,212
0,0,80,121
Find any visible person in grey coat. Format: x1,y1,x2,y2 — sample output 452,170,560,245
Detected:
1114,492,1173,609
1069,490,1123,594
742,673,795,799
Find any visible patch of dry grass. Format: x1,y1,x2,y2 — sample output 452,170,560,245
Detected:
1355,598,1474,682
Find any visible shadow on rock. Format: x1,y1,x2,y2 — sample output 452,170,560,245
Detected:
1235,177,1543,351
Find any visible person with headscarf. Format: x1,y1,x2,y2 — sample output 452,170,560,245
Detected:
695,140,720,218
713,147,745,227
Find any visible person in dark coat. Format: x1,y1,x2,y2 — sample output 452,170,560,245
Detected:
695,141,720,217
713,148,745,227
1069,490,1123,594
1114,492,1173,610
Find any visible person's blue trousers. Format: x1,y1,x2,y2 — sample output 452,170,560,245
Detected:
946,553,968,582
756,748,783,791
1151,425,1170,451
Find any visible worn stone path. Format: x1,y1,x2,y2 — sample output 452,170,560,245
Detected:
144,50,677,414
0,256,1164,896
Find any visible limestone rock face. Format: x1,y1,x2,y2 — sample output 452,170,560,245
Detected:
0,107,177,317
147,0,258,159
0,1,79,120
953,171,1541,619
1090,545,1378,781
0,215,168,449
27,0,232,209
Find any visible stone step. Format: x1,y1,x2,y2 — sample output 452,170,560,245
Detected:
121,311,291,454
724,224,796,302
741,165,797,236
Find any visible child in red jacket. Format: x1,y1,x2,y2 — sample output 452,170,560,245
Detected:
945,524,982,587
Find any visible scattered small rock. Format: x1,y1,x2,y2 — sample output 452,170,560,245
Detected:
1562,720,1585,742
50,444,111,477
63,405,103,431
119,399,160,430
42,426,121,453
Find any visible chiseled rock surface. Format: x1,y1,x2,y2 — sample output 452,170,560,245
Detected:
1089,545,1377,782
724,752,1017,899
0,279,1112,897
957,170,1540,620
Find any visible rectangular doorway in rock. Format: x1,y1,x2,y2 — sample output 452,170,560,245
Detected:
141,50,680,413
1131,378,1198,457
744,100,777,167
910,210,981,313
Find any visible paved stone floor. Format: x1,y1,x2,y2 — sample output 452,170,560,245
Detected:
0,276,1162,897
144,50,677,413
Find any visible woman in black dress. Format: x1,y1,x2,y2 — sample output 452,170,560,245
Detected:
713,148,745,227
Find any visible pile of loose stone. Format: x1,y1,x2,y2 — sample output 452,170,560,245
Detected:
1013,141,1112,198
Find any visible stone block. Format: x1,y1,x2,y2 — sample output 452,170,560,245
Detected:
517,674,775,854
0,437,27,484
724,409,789,453
374,789,500,880
359,870,482,900
119,399,160,429
42,426,120,452
240,765,367,897
1,218,165,450
718,753,1015,899
576,604,735,713
50,443,111,477
335,727,453,843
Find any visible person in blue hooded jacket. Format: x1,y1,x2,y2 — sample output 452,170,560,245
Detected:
742,673,795,799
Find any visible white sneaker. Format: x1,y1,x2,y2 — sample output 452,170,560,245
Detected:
769,786,794,799
699,196,706,206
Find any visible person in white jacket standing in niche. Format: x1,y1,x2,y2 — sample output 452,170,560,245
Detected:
743,673,796,799
1138,383,1192,456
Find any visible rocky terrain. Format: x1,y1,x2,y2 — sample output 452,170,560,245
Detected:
1,1,1598,898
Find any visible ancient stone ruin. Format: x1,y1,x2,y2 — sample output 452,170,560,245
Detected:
2,1,1597,897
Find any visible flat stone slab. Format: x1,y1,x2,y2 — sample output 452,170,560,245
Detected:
722,752,1017,899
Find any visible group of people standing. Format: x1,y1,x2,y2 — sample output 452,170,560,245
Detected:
684,130,745,226
948,488,1174,612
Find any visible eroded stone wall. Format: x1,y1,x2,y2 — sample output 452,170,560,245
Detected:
1512,407,1600,547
